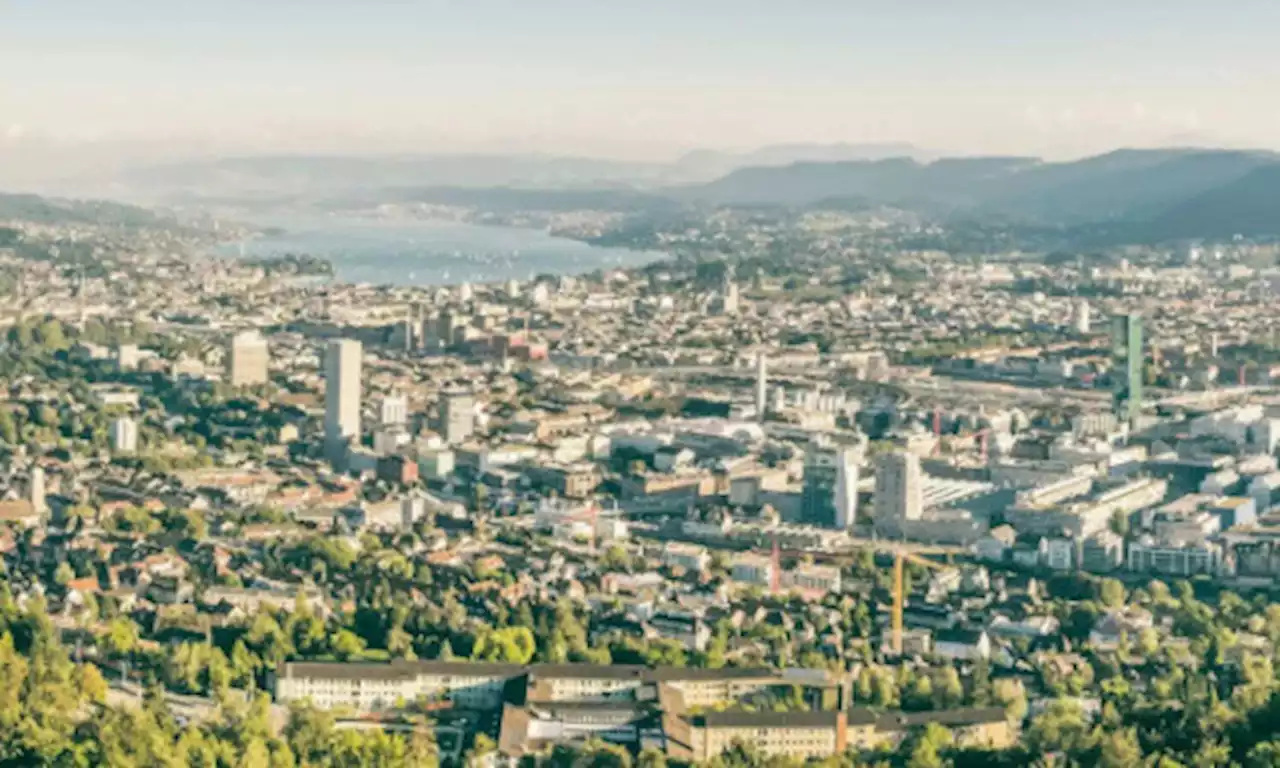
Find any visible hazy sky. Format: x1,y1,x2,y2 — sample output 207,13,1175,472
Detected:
4,0,1280,162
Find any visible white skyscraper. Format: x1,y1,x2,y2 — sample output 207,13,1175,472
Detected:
721,282,740,315
833,447,860,529
755,352,768,421
229,331,270,387
110,417,139,455
874,452,923,524
29,465,46,516
324,339,363,453
1074,299,1091,334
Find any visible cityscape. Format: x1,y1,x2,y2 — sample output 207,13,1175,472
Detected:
7,3,1280,768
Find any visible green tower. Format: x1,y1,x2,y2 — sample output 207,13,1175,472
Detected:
1110,313,1144,426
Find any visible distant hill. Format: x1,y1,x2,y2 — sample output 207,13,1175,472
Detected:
1138,163,1280,240
672,142,932,180
111,144,937,202
0,192,171,228
680,156,1038,209
72,144,1280,243
121,154,670,200
981,148,1280,222
679,147,1280,234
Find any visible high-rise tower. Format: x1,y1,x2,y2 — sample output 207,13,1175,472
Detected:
755,353,768,422
1110,313,1144,426
324,339,363,458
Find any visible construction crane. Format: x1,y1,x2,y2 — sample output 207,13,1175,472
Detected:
890,548,950,657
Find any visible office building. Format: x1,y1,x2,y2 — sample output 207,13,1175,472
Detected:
324,339,363,455
874,451,923,524
801,439,862,529
391,317,415,352
438,392,475,445
1074,299,1091,334
115,344,141,372
275,660,1014,761
755,353,768,421
228,331,270,387
713,282,740,315
29,466,46,516
110,417,139,454
380,393,408,428
1110,312,1144,426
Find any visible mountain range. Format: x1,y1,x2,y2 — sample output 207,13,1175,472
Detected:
681,148,1280,228
14,144,1280,244
83,143,935,203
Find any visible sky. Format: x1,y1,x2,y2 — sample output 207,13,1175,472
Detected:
4,0,1280,171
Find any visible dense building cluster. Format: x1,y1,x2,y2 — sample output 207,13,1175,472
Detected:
7,200,1280,766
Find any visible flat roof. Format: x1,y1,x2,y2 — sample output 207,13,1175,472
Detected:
281,660,788,685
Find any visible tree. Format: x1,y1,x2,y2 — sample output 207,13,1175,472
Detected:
1246,742,1280,767
970,660,992,707
470,627,536,664
638,746,668,768
330,630,366,661
1099,578,1126,609
1109,509,1130,538
1026,698,1090,755
1094,728,1142,768
1137,627,1160,658
36,319,67,351
284,702,335,766
102,617,138,656
231,640,260,687
935,667,964,710
0,410,17,445
53,562,75,588
466,733,497,768
903,723,953,768
907,675,934,711
873,669,900,708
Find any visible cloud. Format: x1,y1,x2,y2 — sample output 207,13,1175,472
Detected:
3,124,25,142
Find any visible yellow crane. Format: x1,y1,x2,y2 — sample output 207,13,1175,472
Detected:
890,549,950,656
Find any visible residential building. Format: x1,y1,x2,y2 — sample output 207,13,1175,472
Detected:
662,543,711,574
933,629,991,661
380,393,409,428
874,451,923,525
229,331,270,387
1128,536,1222,577
110,417,138,454
438,391,475,445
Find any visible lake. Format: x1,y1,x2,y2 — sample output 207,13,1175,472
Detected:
222,214,667,287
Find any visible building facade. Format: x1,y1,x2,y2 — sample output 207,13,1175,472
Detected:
438,392,476,445
229,331,270,387
324,339,363,455
801,441,862,529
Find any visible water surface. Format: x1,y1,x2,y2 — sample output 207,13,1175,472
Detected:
225,214,666,286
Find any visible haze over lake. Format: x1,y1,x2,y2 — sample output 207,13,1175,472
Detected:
225,214,667,287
